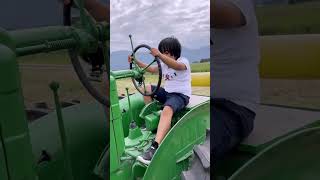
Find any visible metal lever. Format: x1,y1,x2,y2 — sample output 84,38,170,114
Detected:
129,34,134,53
126,88,134,125
50,81,74,180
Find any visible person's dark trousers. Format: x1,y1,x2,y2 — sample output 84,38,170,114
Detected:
211,98,255,164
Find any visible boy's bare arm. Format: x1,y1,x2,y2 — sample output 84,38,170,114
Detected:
211,0,246,29
128,56,159,73
150,48,186,71
84,0,109,22
64,0,109,22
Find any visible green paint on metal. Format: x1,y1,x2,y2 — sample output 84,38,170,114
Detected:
119,94,145,136
144,111,161,131
230,127,320,180
0,28,14,50
50,81,74,180
111,70,139,80
126,88,134,122
29,102,106,180
94,146,109,179
139,101,161,131
9,26,74,48
127,126,143,141
110,74,125,176
0,45,37,179
0,0,109,178
11,26,98,57
143,102,210,180
125,130,153,150
0,132,9,180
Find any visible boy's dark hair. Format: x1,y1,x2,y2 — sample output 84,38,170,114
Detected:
158,37,181,59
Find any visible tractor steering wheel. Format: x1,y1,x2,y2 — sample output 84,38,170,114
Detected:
130,44,162,96
63,1,110,107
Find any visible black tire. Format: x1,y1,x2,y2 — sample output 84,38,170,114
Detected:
181,129,210,180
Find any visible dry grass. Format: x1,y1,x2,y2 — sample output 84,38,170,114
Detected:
116,77,210,97
21,66,320,110
18,53,320,110
20,66,105,109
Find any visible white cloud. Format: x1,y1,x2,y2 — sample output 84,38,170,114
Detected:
110,0,210,52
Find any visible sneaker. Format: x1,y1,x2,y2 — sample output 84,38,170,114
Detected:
137,141,158,165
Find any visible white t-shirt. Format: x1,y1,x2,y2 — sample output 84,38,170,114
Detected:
211,0,260,112
161,57,192,98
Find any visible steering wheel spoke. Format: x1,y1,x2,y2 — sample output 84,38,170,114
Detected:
141,59,157,73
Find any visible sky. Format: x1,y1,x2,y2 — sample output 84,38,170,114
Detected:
110,0,210,52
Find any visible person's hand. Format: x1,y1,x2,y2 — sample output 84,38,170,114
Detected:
64,0,72,5
128,55,134,64
150,48,161,57
61,0,108,22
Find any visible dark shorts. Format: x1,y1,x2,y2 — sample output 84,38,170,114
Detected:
211,98,255,164
151,85,189,113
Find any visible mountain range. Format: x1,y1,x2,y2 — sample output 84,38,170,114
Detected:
110,46,210,70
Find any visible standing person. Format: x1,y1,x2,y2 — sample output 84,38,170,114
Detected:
128,37,191,164
211,0,260,164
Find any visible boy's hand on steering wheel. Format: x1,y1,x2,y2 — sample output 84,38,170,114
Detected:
150,48,161,57
128,55,134,63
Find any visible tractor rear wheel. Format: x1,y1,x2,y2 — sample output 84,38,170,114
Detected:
181,129,210,180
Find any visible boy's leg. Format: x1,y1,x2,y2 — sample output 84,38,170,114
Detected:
137,94,187,164
141,84,152,104
155,94,188,144
155,105,174,144
211,104,241,163
211,99,255,165
140,85,168,105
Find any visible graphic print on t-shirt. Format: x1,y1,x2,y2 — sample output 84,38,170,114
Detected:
164,71,177,80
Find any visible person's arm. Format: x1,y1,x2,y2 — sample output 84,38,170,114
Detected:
150,48,186,71
128,56,159,73
211,0,246,29
84,0,109,22
64,0,109,22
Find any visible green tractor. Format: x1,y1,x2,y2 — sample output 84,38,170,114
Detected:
109,38,210,179
0,0,109,179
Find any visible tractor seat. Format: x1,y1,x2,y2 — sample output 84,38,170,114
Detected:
186,95,210,110
240,104,320,153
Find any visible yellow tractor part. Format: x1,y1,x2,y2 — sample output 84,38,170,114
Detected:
260,34,320,79
191,72,210,87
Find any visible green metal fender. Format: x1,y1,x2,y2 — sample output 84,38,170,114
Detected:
28,102,107,180
118,94,145,137
229,127,320,180
143,101,210,180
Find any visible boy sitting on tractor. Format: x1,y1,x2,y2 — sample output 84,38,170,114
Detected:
211,0,260,164
128,37,191,164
